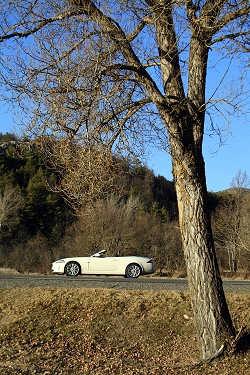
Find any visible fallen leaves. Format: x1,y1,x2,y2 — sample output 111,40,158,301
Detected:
0,288,249,374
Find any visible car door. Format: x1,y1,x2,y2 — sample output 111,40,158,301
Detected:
89,257,120,273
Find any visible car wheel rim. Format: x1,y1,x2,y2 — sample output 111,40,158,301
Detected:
66,263,79,276
127,265,140,278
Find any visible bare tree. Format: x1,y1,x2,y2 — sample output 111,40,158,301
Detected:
1,0,250,360
37,136,125,210
213,170,250,274
61,195,182,272
229,170,250,272
0,186,24,230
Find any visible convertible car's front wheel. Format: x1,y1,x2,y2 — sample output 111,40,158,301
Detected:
65,261,81,277
125,263,141,278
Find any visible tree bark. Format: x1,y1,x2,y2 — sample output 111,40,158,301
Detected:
171,137,235,359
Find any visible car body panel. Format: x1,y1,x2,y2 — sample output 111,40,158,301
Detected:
52,250,155,277
89,257,120,272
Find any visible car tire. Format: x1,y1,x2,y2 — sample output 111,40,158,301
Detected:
125,263,141,278
65,261,81,277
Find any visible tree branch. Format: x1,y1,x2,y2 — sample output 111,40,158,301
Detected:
0,10,81,42
70,0,165,107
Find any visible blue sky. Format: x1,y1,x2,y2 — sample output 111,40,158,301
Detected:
148,119,249,192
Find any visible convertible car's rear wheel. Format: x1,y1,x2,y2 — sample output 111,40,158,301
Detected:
125,263,141,278
65,261,81,277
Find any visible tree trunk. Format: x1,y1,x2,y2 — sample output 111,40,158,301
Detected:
171,140,235,359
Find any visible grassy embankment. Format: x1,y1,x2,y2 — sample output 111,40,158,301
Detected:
0,288,249,375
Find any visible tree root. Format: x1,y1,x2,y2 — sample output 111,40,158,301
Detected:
186,344,225,369
177,325,248,370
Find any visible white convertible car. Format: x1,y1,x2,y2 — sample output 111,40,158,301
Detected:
52,250,155,278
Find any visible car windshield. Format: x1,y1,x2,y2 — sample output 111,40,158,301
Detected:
90,250,107,257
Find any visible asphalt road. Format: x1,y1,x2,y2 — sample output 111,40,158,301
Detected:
0,273,250,292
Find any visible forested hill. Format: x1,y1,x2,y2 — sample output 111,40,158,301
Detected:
0,132,178,222
0,133,180,273
1,132,248,277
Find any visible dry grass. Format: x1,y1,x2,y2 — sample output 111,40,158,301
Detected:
0,288,249,375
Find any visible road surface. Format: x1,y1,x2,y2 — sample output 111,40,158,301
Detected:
0,273,250,292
